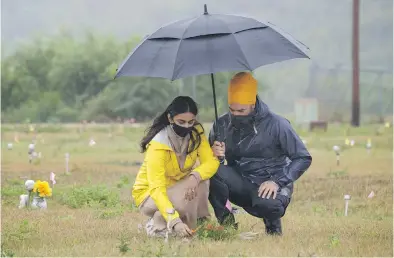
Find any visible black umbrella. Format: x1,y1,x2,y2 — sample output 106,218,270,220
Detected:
115,4,310,134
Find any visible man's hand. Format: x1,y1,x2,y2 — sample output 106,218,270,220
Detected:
212,141,225,158
173,222,193,237
258,181,279,199
184,175,198,201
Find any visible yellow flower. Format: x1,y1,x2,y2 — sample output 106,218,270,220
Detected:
33,180,52,197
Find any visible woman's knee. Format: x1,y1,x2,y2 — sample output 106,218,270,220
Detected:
140,206,157,217
198,180,209,192
139,197,158,217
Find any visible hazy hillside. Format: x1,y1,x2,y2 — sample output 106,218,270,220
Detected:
2,0,392,66
1,0,392,116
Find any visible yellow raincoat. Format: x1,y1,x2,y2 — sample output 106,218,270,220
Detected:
132,124,219,221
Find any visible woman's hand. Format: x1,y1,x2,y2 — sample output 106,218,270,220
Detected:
184,175,199,201
173,221,193,237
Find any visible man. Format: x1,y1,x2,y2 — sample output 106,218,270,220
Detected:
208,72,312,235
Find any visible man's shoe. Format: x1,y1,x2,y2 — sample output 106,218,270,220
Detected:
263,218,282,236
219,213,239,230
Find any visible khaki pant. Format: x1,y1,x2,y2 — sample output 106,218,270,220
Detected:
139,179,210,233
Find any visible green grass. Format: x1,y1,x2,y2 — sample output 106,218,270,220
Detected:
1,122,392,257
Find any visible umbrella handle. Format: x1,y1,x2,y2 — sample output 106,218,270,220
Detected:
214,130,226,164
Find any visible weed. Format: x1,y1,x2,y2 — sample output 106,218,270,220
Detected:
96,209,124,219
1,243,15,257
327,168,348,178
5,179,23,186
1,186,23,197
4,220,37,242
329,234,340,248
117,232,131,255
116,175,131,188
59,185,120,208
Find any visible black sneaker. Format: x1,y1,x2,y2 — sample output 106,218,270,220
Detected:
219,213,239,230
263,218,282,236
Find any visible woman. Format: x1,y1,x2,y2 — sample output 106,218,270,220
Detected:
132,96,219,238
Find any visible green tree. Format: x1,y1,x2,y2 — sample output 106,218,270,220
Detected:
1,32,269,123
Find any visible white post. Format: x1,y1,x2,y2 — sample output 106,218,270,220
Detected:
65,153,70,174
333,146,340,166
28,143,35,163
344,194,351,216
366,139,372,154
50,172,56,192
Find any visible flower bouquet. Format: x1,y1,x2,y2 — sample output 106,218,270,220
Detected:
192,223,235,241
19,180,52,209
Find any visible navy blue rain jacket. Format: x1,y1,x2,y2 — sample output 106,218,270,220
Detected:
209,96,312,189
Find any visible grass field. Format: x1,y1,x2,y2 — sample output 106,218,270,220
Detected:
1,123,393,257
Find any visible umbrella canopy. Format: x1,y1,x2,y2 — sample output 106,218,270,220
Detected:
115,5,310,162
115,5,310,81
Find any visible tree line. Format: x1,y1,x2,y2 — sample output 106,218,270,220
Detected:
1,32,247,123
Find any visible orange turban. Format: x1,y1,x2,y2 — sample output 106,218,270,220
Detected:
228,72,257,105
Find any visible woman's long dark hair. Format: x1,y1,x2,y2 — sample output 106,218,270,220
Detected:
140,96,204,154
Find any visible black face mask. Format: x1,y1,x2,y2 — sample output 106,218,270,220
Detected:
171,123,193,137
230,112,255,129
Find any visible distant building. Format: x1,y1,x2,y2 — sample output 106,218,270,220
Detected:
294,98,319,127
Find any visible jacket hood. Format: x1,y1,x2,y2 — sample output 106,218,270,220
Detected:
253,95,270,123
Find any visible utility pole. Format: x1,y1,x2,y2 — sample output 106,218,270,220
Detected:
351,0,360,127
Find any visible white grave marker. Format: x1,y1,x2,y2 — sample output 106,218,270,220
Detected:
367,191,375,199
89,138,96,146
28,143,35,153
65,153,70,174
50,172,56,189
28,143,35,163
344,194,351,216
366,139,372,154
333,145,341,166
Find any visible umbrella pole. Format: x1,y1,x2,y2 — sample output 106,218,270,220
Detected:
210,73,219,122
210,74,226,164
